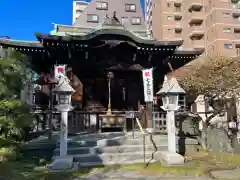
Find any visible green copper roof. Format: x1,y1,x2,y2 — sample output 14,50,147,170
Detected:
36,27,183,47
0,38,43,48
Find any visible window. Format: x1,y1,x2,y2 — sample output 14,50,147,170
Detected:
220,0,229,2
125,4,136,12
121,17,128,24
167,16,173,20
223,28,231,33
150,11,152,16
96,1,108,10
132,17,141,25
178,95,186,110
87,14,99,22
167,2,171,7
149,1,152,7
76,12,81,19
168,28,174,34
224,44,233,49
222,12,230,18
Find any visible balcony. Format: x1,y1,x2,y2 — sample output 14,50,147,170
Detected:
191,39,205,48
232,4,240,18
234,33,240,41
189,11,204,24
174,11,182,18
189,27,204,38
232,16,240,25
237,48,240,56
175,20,182,25
174,33,183,40
175,25,182,32
174,21,182,30
188,0,203,11
174,0,182,7
175,25,182,31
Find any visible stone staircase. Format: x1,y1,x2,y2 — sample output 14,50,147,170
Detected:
52,132,198,166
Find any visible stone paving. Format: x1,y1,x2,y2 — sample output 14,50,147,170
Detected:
77,168,209,180
75,167,240,180
210,168,240,179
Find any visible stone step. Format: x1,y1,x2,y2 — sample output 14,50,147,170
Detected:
122,137,198,145
56,136,198,148
78,158,157,166
56,140,99,148
56,138,165,148
53,151,160,165
65,132,125,142
53,145,167,156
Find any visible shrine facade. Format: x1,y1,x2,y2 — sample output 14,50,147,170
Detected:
0,2,204,131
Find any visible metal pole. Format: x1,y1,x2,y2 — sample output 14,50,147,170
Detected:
60,111,68,157
132,115,135,138
107,77,111,115
108,78,111,107
167,110,176,153
143,134,146,164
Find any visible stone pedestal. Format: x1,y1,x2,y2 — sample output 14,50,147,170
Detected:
51,156,74,170
156,151,184,167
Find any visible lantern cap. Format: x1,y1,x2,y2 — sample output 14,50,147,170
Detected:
52,80,75,93
157,76,185,95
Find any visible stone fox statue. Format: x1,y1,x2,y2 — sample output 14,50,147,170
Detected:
54,72,71,103
56,72,70,86
55,72,83,108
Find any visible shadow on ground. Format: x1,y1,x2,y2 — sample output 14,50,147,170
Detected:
0,132,107,180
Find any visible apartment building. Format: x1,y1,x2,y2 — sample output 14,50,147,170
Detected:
73,1,89,24
147,0,240,57
72,0,146,33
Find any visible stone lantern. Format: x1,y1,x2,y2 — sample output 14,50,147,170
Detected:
157,76,185,152
51,74,75,170
156,76,186,166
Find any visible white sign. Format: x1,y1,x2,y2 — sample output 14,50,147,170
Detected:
54,65,66,80
142,68,154,102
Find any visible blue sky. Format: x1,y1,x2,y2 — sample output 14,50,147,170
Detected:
0,0,144,41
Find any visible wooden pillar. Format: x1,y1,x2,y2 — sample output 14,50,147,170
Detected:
146,102,153,129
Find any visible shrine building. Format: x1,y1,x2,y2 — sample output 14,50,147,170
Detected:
0,0,203,131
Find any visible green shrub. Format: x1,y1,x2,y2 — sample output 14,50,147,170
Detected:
0,146,18,162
